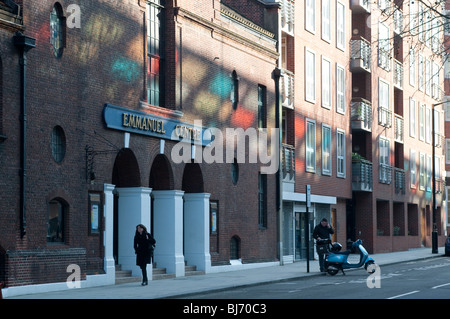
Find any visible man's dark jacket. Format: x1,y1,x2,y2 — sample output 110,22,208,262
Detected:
313,223,334,241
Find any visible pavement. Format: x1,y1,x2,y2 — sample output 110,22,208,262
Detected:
5,246,447,299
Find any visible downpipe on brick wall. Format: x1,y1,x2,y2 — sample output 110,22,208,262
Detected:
13,32,35,239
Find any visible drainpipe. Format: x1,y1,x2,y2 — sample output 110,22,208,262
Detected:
13,32,35,238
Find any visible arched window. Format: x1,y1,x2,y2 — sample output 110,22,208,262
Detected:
51,125,66,163
50,3,65,58
230,235,241,260
231,70,239,109
47,198,67,243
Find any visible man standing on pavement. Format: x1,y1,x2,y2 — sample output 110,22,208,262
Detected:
313,218,334,272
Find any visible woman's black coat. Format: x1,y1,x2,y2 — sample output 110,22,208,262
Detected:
134,232,156,267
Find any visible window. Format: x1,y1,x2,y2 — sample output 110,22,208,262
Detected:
51,126,66,163
410,98,416,138
410,149,416,188
336,64,345,114
210,201,218,235
231,70,239,109
321,0,330,42
231,158,239,185
419,152,425,190
418,54,424,91
230,236,240,260
47,199,66,243
419,103,425,141
147,0,165,107
305,0,315,33
50,3,65,58
378,23,390,71
336,129,345,178
425,59,431,95
409,0,416,35
306,118,316,173
426,106,431,144
321,57,331,109
336,2,345,50
379,79,390,126
322,124,331,175
426,154,432,191
379,137,391,184
258,173,267,228
418,3,424,42
434,109,441,148
432,62,440,100
446,139,450,164
409,48,415,87
305,48,315,103
258,85,267,129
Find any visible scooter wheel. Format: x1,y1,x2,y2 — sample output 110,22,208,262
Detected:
364,261,376,273
327,268,339,276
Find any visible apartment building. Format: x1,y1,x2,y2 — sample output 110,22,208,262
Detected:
279,0,353,262
350,0,447,253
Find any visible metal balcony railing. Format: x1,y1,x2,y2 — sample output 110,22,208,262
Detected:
394,59,403,89
351,0,371,13
432,83,443,101
378,106,392,128
394,167,406,194
378,47,391,71
393,6,403,34
394,114,404,143
351,37,371,72
379,163,392,184
281,69,294,109
282,144,295,182
352,159,373,192
281,0,295,35
351,98,372,132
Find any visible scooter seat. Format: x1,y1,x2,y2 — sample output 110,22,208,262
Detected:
331,250,351,255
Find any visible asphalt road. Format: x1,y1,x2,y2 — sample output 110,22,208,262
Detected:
182,256,450,299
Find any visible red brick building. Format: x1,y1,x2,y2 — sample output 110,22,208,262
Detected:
350,0,447,253
0,0,280,295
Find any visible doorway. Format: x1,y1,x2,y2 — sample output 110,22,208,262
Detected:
295,212,314,260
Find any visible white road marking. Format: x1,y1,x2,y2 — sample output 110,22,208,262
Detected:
431,283,450,289
387,290,420,299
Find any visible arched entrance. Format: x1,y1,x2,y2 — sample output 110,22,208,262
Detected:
112,149,151,277
150,154,185,276
182,163,211,272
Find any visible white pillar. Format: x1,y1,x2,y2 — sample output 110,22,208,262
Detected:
116,187,152,277
103,184,116,283
184,193,211,273
152,190,185,277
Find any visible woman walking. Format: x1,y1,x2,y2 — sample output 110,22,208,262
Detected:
134,224,156,286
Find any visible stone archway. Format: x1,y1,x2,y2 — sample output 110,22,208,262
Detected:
182,162,211,273
111,149,151,277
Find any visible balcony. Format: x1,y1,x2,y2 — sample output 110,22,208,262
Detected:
378,47,391,71
393,6,403,34
351,0,371,14
434,132,444,148
379,163,392,184
394,59,403,89
378,106,392,128
281,69,294,109
351,37,371,72
352,159,373,192
394,114,404,143
282,144,295,183
432,83,443,101
281,0,295,35
351,98,372,132
394,167,406,194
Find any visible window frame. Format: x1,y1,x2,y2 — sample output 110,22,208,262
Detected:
306,118,316,173
336,128,346,178
322,124,332,176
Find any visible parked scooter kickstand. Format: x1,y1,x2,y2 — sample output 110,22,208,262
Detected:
318,239,377,276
